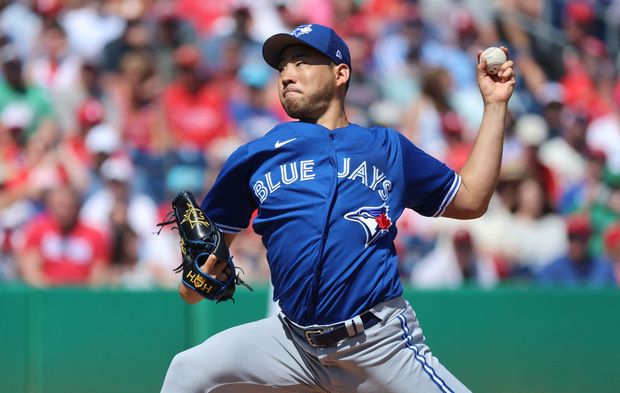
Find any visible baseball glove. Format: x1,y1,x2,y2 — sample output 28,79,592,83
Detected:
156,190,251,302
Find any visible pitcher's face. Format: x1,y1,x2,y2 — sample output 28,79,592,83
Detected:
277,45,338,121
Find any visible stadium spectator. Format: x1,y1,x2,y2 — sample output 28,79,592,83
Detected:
0,46,55,142
229,62,280,141
150,4,197,84
200,6,262,77
82,122,122,197
27,20,82,92
101,18,152,75
159,44,232,152
559,148,607,215
537,215,615,287
538,106,589,194
27,20,84,133
400,66,457,160
107,199,156,289
63,98,106,167
411,228,498,289
80,155,159,245
17,184,109,287
504,177,566,275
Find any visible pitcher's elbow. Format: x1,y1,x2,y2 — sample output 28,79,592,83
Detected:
472,205,488,219
461,203,489,219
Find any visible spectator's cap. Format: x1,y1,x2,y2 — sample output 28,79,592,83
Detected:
34,0,63,16
173,45,201,67
450,8,476,35
515,114,548,146
77,99,104,127
238,62,272,88
566,1,595,24
452,229,473,248
441,111,464,137
586,148,607,163
166,165,204,194
85,123,121,154
101,156,134,183
262,24,351,71
1,102,34,130
566,215,592,238
604,224,620,251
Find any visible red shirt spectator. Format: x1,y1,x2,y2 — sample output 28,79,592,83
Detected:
161,81,231,150
161,45,231,150
22,214,108,284
18,185,109,286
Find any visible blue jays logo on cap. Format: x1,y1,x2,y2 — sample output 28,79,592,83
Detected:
262,23,352,71
291,24,313,37
344,204,392,247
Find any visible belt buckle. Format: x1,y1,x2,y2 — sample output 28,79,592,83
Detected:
304,329,324,346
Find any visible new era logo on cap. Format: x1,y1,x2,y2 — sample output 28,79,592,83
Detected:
262,23,351,71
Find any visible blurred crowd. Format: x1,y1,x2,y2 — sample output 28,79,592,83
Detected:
0,0,619,290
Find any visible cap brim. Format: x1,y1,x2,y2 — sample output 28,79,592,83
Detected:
262,33,316,69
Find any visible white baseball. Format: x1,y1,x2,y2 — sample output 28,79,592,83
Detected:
480,47,507,75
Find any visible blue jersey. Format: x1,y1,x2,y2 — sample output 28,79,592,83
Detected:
202,122,461,325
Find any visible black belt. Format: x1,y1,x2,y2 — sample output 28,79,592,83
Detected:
285,312,380,347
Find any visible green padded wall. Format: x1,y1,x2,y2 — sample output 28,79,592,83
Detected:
1,284,618,393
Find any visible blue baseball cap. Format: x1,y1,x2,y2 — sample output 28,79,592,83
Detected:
262,24,351,71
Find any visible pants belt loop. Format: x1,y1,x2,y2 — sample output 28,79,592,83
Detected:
344,314,364,337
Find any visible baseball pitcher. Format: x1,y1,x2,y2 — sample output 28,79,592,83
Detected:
160,23,515,393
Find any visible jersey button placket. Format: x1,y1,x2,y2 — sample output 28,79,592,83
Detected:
307,130,339,323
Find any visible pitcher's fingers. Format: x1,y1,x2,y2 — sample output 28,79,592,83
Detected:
201,254,225,276
497,61,515,79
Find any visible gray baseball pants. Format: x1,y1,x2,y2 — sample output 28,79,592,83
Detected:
161,296,471,393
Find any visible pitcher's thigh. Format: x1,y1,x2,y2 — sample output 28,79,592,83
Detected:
351,312,471,393
160,316,326,393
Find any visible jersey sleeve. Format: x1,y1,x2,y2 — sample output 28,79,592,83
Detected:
201,144,257,234
397,132,461,217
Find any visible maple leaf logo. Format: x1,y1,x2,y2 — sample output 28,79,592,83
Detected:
376,212,392,230
344,204,392,247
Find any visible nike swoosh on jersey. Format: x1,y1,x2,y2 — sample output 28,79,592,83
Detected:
274,138,297,148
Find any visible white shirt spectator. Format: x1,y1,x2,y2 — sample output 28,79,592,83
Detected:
505,214,567,270
411,236,498,289
79,156,158,241
60,6,125,62
0,2,42,61
587,113,620,173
